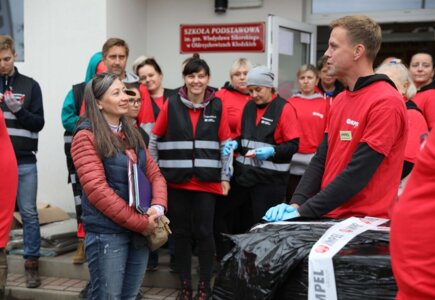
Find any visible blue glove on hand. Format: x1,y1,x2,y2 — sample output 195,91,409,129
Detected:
255,146,275,160
223,140,238,156
263,203,299,222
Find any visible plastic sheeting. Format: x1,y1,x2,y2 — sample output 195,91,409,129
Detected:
7,219,78,257
213,221,396,300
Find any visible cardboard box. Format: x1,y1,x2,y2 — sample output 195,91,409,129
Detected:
11,202,70,229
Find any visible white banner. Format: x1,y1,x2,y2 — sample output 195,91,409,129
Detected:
308,217,388,300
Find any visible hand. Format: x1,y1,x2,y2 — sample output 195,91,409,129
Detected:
263,203,299,222
255,147,275,160
4,91,22,113
223,140,238,156
221,181,230,196
146,206,158,217
142,214,159,236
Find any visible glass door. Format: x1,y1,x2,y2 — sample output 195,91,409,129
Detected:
267,16,317,99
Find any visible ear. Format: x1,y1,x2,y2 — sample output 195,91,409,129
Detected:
353,44,365,61
96,100,103,110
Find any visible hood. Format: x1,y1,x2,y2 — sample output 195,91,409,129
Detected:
222,81,249,95
353,74,396,92
317,80,344,97
85,52,103,83
178,86,216,109
418,80,435,93
292,91,324,99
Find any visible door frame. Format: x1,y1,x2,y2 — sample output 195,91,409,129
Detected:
267,15,317,87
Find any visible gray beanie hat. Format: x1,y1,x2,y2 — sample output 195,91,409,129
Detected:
246,66,274,88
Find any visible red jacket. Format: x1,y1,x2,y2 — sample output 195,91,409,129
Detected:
72,129,167,233
0,110,17,247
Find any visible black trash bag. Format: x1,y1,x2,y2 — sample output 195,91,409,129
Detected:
275,244,396,300
212,222,396,300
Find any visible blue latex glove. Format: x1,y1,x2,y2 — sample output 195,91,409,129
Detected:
263,203,299,222
223,140,238,156
223,150,234,177
255,146,275,160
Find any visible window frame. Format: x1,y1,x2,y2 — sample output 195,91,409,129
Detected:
305,0,435,25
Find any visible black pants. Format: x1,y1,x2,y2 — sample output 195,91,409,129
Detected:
214,182,286,260
65,142,84,231
168,188,216,284
214,180,252,261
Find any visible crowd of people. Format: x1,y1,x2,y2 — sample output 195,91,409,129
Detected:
0,13,434,300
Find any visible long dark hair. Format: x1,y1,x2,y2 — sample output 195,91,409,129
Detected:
80,72,143,158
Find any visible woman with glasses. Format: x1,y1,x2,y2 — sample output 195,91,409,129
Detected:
71,72,167,299
132,57,177,271
125,82,149,146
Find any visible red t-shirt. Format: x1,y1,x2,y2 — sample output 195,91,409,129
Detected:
390,130,435,300
235,95,300,143
322,81,407,218
215,88,250,139
287,93,329,153
404,107,428,163
152,98,231,195
137,84,157,125
413,88,435,130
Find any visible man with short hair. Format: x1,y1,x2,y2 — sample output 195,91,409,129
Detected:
264,15,408,221
0,35,44,288
101,38,139,83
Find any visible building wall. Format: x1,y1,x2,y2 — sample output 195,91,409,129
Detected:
24,0,107,212
145,0,304,89
23,0,303,213
106,0,148,65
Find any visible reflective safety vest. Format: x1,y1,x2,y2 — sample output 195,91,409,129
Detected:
157,95,223,183
235,96,291,187
1,72,39,159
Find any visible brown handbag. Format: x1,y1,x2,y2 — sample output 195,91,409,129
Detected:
146,215,172,252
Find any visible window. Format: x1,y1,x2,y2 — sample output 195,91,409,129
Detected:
306,0,435,24
312,0,435,14
0,0,24,61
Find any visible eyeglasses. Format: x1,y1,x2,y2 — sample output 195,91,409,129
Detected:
128,98,142,105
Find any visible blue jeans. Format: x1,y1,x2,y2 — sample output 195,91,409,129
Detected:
85,232,149,300
16,163,40,259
